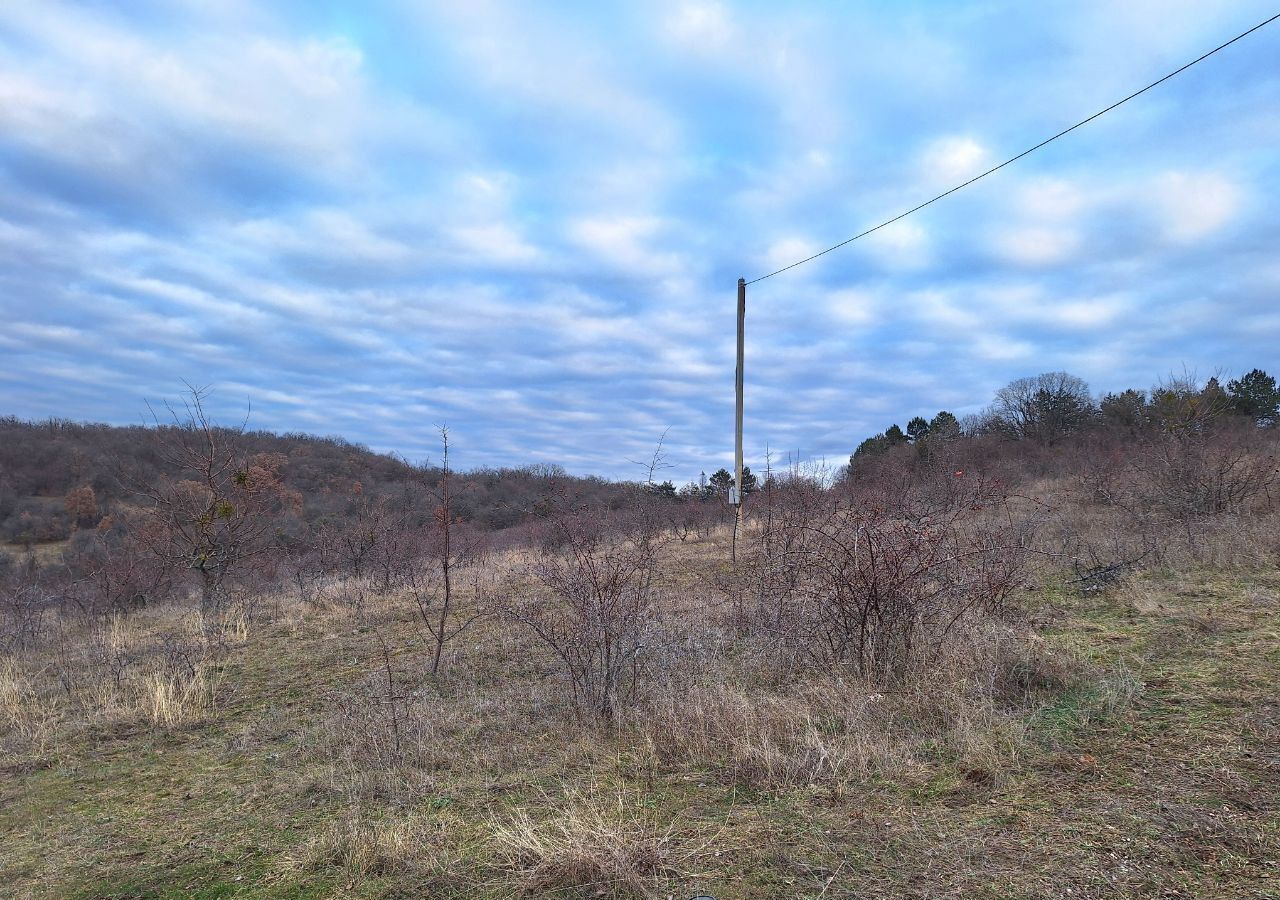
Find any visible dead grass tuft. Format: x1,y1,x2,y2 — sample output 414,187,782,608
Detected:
490,791,677,898
141,664,218,727
0,658,59,755
299,809,461,886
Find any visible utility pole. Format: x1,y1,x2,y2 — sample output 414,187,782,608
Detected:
733,277,745,559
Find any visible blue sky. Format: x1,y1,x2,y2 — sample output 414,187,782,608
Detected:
2,1,1278,480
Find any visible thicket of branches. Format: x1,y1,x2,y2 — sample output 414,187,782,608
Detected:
2,369,1277,725
0,413,638,546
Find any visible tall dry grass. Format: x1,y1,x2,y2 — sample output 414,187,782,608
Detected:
628,623,1068,790
490,791,680,898
0,658,59,756
141,664,219,727
296,809,463,887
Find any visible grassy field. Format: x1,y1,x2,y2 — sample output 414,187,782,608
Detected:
2,531,1278,899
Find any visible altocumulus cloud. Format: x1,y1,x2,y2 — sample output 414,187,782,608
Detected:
2,0,1278,479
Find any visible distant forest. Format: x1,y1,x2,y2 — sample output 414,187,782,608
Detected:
2,367,1276,551
0,417,639,547
851,368,1279,461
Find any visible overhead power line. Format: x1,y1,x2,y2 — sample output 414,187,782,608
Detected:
746,11,1280,285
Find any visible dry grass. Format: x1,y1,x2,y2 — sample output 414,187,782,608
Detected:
0,603,236,756
295,808,464,888
489,791,679,898
1,534,1277,898
140,664,219,727
0,658,58,756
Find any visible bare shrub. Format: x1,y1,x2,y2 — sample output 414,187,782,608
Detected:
407,428,488,675
729,469,1029,680
316,636,485,804
1068,416,1278,569
401,541,487,674
63,513,174,621
1135,421,1276,520
283,545,326,606
664,499,715,543
84,613,136,691
317,493,400,584
324,639,418,775
505,512,663,722
0,554,53,652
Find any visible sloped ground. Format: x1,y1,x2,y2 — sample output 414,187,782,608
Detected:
2,553,1277,899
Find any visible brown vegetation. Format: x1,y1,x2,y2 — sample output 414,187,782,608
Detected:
1,378,1278,897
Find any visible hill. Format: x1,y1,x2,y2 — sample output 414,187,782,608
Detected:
1,372,1278,897
0,415,637,547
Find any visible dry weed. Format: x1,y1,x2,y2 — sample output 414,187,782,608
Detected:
0,658,59,755
490,791,677,898
297,809,461,886
632,625,1067,791
142,664,219,727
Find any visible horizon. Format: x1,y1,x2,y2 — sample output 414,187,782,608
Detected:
3,2,1278,480
2,360,1266,486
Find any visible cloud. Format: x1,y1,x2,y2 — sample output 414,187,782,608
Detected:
1,1,1277,480
1015,178,1089,221
863,221,930,270
919,136,989,185
664,1,734,50
567,215,684,278
825,289,877,326
993,226,1081,267
1151,171,1241,242
762,236,817,272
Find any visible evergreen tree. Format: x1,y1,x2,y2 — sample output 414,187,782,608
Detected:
906,416,930,443
649,479,677,499
1201,376,1230,411
1149,374,1231,432
708,468,735,496
853,433,888,459
1100,389,1149,429
928,410,961,440
740,466,759,494
1227,369,1280,425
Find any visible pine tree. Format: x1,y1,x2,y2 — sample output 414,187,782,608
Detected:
1227,369,1279,425
906,416,930,443
928,410,960,440
708,468,735,496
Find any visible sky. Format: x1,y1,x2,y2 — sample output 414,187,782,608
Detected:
2,1,1278,481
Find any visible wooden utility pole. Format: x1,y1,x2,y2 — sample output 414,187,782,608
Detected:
733,277,745,557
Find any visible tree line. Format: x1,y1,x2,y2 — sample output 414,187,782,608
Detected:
851,368,1279,466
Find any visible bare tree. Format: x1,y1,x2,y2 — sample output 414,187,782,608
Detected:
137,386,297,620
993,372,1096,445
406,427,486,676
0,552,53,653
